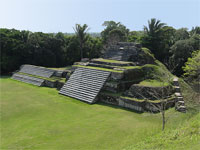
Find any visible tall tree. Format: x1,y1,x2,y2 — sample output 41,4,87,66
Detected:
73,24,89,60
190,26,200,35
174,28,190,41
144,18,166,36
101,21,129,45
183,50,200,92
142,18,168,61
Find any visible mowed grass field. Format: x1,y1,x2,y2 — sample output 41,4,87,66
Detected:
0,77,199,150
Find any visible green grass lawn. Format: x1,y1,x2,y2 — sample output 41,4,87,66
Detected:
0,78,199,150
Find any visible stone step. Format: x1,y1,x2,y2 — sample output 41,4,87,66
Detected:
175,92,182,97
60,87,98,97
19,65,55,78
176,105,186,112
177,101,185,105
61,83,102,91
59,91,95,103
173,78,179,86
65,79,104,86
12,73,44,86
174,86,181,92
68,77,108,85
59,67,110,103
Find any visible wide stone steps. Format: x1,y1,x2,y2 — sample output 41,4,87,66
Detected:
12,73,44,86
20,65,55,78
59,67,110,103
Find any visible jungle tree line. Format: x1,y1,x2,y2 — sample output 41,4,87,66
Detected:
1,19,200,77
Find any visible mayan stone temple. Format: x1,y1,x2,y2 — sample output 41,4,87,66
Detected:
12,42,186,113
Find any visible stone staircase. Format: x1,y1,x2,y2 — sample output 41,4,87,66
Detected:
19,65,55,78
12,73,45,86
173,78,186,113
59,67,110,103
12,64,57,87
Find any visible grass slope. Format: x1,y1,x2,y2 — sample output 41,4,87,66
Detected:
125,112,200,150
0,78,199,150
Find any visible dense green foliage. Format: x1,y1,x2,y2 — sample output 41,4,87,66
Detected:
0,28,102,74
74,24,89,59
182,50,200,92
183,50,200,79
169,34,200,75
140,19,200,76
1,20,199,77
1,78,199,150
101,21,129,45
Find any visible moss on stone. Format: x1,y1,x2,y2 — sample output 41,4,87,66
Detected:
92,58,132,64
141,63,174,85
48,66,72,71
141,47,156,59
100,91,123,97
120,96,175,103
119,66,140,69
73,65,124,73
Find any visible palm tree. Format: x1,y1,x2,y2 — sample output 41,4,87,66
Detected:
142,18,167,61
144,18,166,36
73,24,89,60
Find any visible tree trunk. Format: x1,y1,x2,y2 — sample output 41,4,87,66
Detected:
80,43,83,60
161,103,165,131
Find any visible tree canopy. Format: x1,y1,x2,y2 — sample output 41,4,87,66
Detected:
74,24,89,59
101,21,129,45
1,21,200,79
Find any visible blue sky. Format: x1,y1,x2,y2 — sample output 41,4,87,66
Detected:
0,0,199,33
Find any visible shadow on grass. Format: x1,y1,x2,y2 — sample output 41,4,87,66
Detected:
0,76,11,79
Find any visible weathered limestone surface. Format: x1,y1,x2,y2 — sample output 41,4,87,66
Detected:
98,93,119,105
12,73,45,86
118,97,144,112
103,81,138,93
19,64,55,78
102,42,155,65
103,43,138,61
44,80,56,88
110,72,124,80
58,42,177,113
124,84,174,100
53,71,63,77
13,64,67,89
123,68,144,81
59,67,111,104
